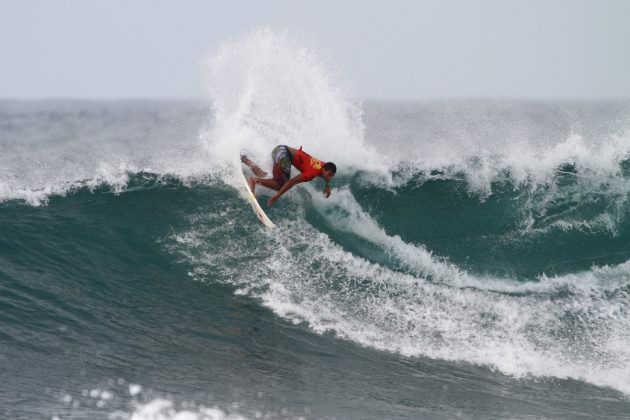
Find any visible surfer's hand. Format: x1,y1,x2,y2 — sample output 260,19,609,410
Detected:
268,196,276,206
324,186,331,198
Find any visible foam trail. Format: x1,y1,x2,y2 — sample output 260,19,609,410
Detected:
310,180,630,298
168,190,630,395
268,226,630,394
307,185,618,294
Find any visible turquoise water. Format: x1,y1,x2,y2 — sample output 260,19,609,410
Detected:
1,98,629,419
2,30,630,420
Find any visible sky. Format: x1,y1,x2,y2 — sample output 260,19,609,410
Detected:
1,0,629,100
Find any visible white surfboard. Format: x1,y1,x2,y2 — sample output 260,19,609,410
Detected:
240,157,275,228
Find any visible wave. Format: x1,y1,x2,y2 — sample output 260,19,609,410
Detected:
167,179,630,395
0,100,212,206
384,134,630,195
183,29,630,393
4,172,629,396
3,28,630,399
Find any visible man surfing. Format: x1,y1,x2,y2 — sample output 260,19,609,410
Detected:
241,145,336,206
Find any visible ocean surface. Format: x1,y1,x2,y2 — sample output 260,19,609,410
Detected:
2,30,630,419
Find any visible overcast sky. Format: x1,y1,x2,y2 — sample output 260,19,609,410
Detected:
1,0,629,99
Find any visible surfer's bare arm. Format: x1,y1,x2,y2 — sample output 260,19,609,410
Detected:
268,175,303,206
323,185,331,198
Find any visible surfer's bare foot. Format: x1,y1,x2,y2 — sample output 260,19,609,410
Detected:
248,176,257,194
241,155,268,178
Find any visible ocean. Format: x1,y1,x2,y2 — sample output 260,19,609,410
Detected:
2,30,630,419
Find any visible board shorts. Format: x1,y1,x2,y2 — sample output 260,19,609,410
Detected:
271,145,292,187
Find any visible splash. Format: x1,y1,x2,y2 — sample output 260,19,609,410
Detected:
169,203,630,395
202,28,388,185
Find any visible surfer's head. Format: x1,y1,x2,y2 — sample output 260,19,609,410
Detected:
322,162,336,182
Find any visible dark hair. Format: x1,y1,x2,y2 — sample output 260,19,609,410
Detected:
322,162,337,174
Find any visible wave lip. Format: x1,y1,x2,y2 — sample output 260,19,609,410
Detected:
386,134,630,198
0,100,211,206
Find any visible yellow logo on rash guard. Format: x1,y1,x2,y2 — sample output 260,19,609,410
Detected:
310,158,322,170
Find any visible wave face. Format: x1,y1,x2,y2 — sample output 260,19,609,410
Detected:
2,30,630,419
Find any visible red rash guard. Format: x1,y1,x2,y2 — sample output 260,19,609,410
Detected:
293,147,324,182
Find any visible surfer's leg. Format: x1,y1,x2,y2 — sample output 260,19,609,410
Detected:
241,155,268,177
248,176,257,194
271,146,292,187
250,177,280,193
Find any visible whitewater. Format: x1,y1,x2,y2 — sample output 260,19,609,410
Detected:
1,29,630,419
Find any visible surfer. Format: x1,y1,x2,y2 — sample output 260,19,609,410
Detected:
241,145,336,206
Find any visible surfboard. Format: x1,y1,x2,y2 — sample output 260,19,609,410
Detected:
240,156,275,228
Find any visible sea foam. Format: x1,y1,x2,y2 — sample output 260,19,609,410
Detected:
167,29,630,395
